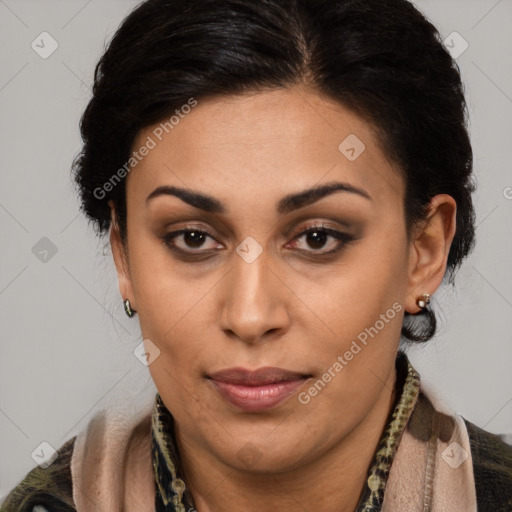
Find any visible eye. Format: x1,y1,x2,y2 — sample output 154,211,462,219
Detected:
162,228,221,254
161,223,354,259
287,224,353,255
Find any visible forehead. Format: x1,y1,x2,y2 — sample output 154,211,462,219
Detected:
127,86,404,209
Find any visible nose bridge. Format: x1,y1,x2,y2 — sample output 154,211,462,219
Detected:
228,244,273,314
219,242,289,342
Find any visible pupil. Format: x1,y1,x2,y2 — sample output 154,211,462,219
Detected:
307,230,327,249
185,231,205,248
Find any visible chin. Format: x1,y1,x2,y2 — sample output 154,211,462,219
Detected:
212,433,313,474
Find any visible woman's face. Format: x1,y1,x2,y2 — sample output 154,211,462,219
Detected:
110,85,436,473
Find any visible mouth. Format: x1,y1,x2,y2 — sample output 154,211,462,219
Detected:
207,367,312,412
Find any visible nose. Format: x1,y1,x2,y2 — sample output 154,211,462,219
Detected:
218,246,290,345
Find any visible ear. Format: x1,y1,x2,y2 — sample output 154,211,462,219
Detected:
405,194,457,314
108,200,136,310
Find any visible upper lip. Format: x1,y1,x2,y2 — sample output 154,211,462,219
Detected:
208,367,311,386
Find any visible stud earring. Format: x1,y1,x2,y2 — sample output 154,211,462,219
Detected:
416,293,430,309
123,298,137,318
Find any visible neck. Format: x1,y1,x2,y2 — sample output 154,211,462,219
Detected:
176,367,397,512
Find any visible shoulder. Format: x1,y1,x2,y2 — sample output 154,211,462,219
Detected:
464,418,512,511
0,436,77,512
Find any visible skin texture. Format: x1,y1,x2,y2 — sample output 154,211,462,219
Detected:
109,84,456,512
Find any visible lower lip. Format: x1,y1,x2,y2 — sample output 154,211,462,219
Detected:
209,378,307,412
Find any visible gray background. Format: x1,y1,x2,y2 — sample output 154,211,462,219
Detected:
1,0,511,497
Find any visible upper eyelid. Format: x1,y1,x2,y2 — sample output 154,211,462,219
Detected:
169,222,346,236
154,206,355,238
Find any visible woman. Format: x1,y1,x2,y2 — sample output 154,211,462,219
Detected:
2,0,511,510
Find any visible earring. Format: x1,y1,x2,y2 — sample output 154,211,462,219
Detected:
123,298,137,318
416,293,430,309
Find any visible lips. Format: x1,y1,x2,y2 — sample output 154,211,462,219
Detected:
207,367,311,412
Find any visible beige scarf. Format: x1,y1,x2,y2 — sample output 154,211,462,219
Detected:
382,383,477,511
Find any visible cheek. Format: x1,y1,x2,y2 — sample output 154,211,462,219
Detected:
292,232,407,401
300,229,408,339
127,232,192,331
128,275,204,382
294,286,403,444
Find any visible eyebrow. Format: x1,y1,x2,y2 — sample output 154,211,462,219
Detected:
145,181,371,215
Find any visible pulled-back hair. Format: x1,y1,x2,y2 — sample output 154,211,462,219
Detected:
72,0,476,342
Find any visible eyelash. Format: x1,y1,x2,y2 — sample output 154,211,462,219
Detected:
160,223,354,259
